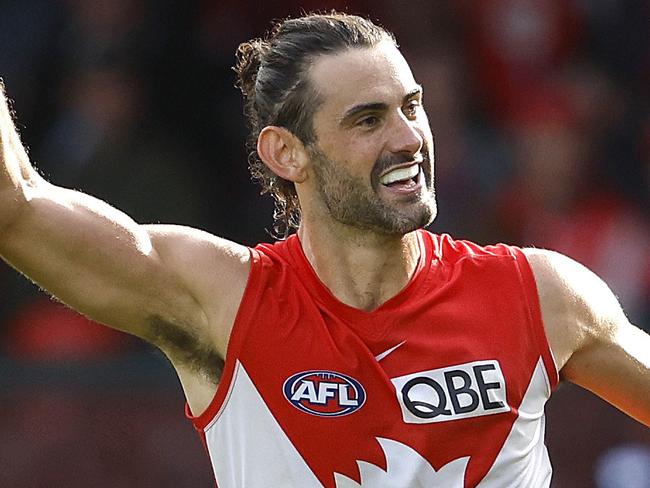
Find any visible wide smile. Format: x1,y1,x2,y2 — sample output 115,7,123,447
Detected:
378,163,424,197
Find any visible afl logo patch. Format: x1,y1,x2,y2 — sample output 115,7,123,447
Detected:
283,371,366,417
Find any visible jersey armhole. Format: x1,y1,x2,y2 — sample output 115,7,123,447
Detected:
186,246,264,430
512,247,560,392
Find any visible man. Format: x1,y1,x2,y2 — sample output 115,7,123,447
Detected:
0,12,648,488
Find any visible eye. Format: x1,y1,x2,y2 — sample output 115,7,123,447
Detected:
403,100,421,118
357,115,380,128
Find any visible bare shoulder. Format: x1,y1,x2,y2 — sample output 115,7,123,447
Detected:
522,248,650,425
139,225,253,414
522,248,626,372
144,224,252,357
144,224,251,273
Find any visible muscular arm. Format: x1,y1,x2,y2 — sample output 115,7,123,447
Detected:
524,248,650,427
0,83,249,362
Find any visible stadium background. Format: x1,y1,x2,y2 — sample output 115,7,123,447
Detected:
0,0,648,486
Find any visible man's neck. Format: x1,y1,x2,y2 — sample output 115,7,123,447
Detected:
297,219,421,312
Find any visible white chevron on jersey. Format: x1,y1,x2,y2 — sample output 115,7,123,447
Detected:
477,358,553,487
204,360,322,488
334,438,469,487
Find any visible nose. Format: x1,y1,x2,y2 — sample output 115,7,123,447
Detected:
386,112,424,156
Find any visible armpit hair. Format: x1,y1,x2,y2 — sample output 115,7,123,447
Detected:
148,315,224,383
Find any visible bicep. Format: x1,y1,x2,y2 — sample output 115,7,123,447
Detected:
557,259,650,426
526,248,650,426
143,224,251,355
0,182,210,341
563,319,650,427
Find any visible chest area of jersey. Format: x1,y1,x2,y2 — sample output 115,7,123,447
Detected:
234,298,542,487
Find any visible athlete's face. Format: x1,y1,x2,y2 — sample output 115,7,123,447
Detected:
305,42,436,235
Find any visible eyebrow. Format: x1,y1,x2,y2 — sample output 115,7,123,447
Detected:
339,85,423,125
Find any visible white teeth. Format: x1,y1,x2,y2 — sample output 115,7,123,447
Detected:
380,164,420,185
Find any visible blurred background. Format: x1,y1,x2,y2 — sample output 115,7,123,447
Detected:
0,0,648,486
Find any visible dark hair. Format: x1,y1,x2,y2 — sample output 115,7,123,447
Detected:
233,12,395,238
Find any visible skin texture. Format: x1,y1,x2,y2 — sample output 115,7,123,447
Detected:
526,249,650,426
1,41,649,426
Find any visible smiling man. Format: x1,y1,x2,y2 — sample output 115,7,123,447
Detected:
0,12,648,488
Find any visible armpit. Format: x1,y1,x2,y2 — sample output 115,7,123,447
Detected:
148,315,224,383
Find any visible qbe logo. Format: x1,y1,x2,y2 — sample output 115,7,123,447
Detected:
283,370,366,417
391,360,510,424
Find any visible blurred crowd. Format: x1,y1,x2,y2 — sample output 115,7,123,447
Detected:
0,1,648,486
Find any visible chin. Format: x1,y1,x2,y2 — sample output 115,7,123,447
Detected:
374,200,438,236
396,194,437,230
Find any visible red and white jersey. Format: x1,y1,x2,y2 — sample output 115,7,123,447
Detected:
187,230,559,487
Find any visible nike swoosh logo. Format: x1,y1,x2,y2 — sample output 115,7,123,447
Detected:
375,341,406,362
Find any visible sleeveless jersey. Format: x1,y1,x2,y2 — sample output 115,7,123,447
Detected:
187,230,559,487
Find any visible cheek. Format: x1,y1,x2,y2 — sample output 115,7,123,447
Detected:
331,137,380,173
313,123,388,180
350,132,386,163
417,118,433,141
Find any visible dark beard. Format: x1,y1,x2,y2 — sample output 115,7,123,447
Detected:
308,142,437,235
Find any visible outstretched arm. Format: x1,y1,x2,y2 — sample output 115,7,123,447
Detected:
0,82,249,360
525,248,650,427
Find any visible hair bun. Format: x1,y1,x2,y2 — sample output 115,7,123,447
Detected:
234,39,267,100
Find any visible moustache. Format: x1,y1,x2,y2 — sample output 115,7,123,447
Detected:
371,140,432,183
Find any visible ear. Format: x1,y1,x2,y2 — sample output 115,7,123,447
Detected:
257,126,308,183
